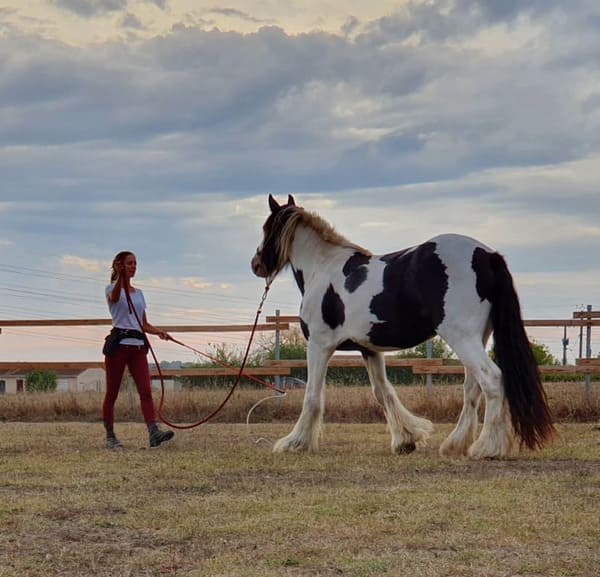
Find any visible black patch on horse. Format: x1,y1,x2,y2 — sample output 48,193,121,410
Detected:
292,267,305,295
379,247,411,261
368,242,448,348
322,284,346,329
336,339,375,357
300,319,310,340
343,252,370,293
471,246,499,302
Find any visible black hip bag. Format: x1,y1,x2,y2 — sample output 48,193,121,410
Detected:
102,327,149,356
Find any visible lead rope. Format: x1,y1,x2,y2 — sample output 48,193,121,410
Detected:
124,280,278,430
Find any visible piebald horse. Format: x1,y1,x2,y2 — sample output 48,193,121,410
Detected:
251,195,554,459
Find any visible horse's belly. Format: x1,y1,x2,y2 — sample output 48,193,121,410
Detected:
367,318,436,350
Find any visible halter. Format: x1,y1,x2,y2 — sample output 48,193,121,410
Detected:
122,278,281,430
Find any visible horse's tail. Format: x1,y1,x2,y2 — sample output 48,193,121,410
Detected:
488,252,555,450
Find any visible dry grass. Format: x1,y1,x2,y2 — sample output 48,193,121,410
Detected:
1,381,599,424
1,421,599,577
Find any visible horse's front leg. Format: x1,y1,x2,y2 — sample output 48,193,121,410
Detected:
273,342,332,453
364,352,434,454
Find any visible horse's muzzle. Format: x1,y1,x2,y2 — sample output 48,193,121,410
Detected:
251,254,268,278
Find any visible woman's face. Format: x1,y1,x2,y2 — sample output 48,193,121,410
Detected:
122,253,137,279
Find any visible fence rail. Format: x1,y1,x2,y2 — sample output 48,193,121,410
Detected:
264,356,444,368
266,315,600,327
265,357,598,376
0,319,288,332
573,311,600,319
0,362,292,378
3,359,595,378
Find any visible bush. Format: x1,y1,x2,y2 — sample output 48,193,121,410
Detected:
25,370,58,393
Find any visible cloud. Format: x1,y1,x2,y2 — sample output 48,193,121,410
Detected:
1,0,599,362
146,0,167,9
206,7,273,25
2,2,598,208
120,12,144,29
60,255,105,272
181,277,214,290
52,0,128,18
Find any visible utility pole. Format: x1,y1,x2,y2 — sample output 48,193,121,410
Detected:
561,326,569,366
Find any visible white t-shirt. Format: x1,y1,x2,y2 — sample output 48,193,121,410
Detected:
105,284,147,346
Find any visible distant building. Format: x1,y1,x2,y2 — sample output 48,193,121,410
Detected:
0,364,184,394
0,367,105,395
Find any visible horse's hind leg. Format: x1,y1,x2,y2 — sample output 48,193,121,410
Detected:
439,369,481,456
444,337,516,459
439,326,490,456
273,342,331,453
364,352,434,454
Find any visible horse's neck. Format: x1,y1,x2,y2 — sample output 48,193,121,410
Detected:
289,226,350,282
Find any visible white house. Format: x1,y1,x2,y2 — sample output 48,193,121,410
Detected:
0,367,106,394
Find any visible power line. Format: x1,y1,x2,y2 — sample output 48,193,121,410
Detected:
0,262,300,320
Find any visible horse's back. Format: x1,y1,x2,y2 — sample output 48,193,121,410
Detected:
426,233,494,264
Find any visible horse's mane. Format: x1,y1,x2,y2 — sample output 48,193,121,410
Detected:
277,207,371,266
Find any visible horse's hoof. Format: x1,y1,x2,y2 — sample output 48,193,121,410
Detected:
273,436,312,453
396,442,416,454
439,438,470,457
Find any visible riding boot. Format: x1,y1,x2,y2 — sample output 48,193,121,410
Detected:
104,421,123,449
148,422,174,447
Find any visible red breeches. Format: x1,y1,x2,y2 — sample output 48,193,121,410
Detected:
103,345,156,426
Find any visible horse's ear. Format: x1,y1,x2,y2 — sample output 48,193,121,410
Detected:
268,194,280,212
287,194,296,206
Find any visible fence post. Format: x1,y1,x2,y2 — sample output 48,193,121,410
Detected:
426,339,433,397
274,309,281,397
585,305,592,401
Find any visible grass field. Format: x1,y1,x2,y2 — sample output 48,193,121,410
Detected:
1,381,599,423
1,418,599,577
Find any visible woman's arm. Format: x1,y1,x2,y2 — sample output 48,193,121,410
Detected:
142,312,170,340
108,259,129,304
108,275,123,304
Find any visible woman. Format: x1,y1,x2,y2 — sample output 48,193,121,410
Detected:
102,250,174,449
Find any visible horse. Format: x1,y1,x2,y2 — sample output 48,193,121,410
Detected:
251,194,555,459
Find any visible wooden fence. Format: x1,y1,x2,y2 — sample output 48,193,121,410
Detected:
264,357,600,375
0,317,289,379
0,312,598,380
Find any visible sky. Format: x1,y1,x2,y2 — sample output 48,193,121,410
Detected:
0,0,599,364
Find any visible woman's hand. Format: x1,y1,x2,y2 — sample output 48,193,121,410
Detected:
147,325,170,340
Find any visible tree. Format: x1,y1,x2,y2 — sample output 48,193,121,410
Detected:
394,337,456,359
177,341,267,389
489,339,559,366
528,340,560,366
25,370,58,393
265,326,307,360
